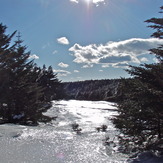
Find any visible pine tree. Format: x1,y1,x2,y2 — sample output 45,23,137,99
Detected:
37,65,62,102
112,6,163,154
0,23,60,125
0,23,17,122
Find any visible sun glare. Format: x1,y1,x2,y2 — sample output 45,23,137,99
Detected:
83,0,105,8
84,0,91,2
84,0,91,5
83,0,92,8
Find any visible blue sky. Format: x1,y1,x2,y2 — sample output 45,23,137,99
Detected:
0,0,163,82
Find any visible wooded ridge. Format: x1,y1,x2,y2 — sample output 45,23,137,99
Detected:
62,79,122,102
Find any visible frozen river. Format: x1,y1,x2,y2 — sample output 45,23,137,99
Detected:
0,100,128,163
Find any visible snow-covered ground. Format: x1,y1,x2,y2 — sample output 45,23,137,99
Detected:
0,100,162,163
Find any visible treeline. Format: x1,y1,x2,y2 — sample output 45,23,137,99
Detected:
0,24,63,125
62,79,122,102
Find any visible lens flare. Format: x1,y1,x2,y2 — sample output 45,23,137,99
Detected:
84,0,92,8
84,0,91,2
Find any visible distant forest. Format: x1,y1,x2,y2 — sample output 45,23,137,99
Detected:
62,79,122,102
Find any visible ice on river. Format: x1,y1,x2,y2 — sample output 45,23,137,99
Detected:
0,100,128,163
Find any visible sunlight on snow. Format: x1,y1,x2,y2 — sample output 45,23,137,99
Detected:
0,100,128,163
54,100,117,129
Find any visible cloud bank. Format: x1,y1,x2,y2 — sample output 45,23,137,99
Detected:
69,38,163,68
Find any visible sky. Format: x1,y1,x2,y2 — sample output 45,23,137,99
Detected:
0,0,163,82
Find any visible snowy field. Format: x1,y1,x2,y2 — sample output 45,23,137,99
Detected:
0,100,162,163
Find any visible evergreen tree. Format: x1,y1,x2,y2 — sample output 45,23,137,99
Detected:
112,6,163,154
0,23,17,122
0,23,61,125
37,65,62,101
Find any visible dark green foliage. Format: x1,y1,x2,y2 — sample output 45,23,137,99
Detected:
71,123,82,134
145,6,163,62
63,79,120,102
71,123,79,130
0,23,61,125
112,6,163,154
37,65,63,101
113,77,163,153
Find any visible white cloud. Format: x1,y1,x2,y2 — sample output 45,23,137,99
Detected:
101,62,129,69
53,69,71,77
57,37,69,45
74,70,79,73
99,70,103,72
58,62,69,68
112,62,129,68
69,38,163,68
70,0,79,3
82,64,94,68
69,43,100,64
140,57,148,62
102,64,109,68
28,54,39,60
93,0,105,6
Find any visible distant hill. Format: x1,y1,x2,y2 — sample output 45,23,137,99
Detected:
62,79,122,102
